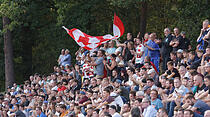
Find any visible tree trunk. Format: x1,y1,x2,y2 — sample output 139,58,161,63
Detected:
140,1,148,38
3,17,15,89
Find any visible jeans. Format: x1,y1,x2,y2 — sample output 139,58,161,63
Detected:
166,101,176,117
151,57,160,73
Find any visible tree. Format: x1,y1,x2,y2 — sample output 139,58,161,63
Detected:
3,16,14,89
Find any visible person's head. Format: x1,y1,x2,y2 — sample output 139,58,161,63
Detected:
204,110,210,117
170,51,177,61
61,49,65,55
59,104,66,113
127,33,132,40
166,79,174,89
204,75,210,87
86,90,93,98
11,97,17,104
127,68,135,75
193,74,204,87
184,109,194,117
90,78,97,86
167,61,174,70
86,107,93,116
129,91,136,101
174,27,180,36
74,106,81,114
92,109,100,117
13,104,19,112
164,28,171,36
136,91,144,99
108,40,115,48
185,96,196,106
114,79,121,88
146,78,154,87
180,31,186,38
182,77,189,87
148,69,156,78
203,19,209,29
122,103,130,113
174,77,181,88
150,89,158,100
102,78,109,86
131,107,141,117
177,108,184,117
204,63,210,73
134,98,142,107
206,46,210,55
97,49,105,57
65,49,69,55
127,41,134,49
135,38,142,45
141,98,150,109
189,51,196,60
179,65,187,76
112,69,118,77
149,33,156,41
144,62,151,69
110,54,116,61
197,50,203,58
157,108,168,117
103,88,110,98
109,105,117,115
36,107,42,115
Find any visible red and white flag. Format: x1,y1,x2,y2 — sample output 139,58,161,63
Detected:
113,14,124,38
63,14,124,50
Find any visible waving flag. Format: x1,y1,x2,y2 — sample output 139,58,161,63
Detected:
63,14,124,50
113,14,124,38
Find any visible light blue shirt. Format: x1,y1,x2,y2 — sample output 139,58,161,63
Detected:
143,105,157,117
151,98,163,110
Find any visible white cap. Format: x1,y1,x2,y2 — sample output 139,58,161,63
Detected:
148,69,155,74
177,49,183,53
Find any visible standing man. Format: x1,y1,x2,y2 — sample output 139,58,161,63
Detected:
161,28,173,72
90,49,105,78
145,33,160,73
197,19,210,51
61,49,71,67
134,38,144,68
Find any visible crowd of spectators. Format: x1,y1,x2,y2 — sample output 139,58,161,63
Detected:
0,19,210,117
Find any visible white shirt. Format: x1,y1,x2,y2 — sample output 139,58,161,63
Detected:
135,44,144,64
143,105,157,117
112,112,122,117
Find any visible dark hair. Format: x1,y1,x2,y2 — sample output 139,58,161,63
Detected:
186,95,195,100
184,109,194,115
170,51,177,56
60,104,66,110
99,49,106,56
136,98,142,103
87,90,93,94
150,89,158,95
130,91,136,97
159,108,168,115
166,78,174,85
103,87,110,94
131,107,141,117
204,75,210,80
189,51,196,55
111,54,117,58
167,61,173,66
147,78,154,82
195,73,204,80
104,112,112,117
